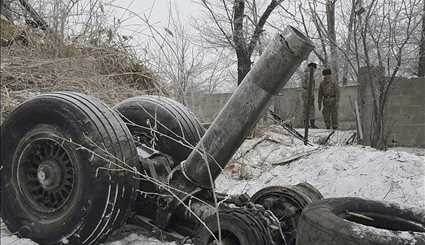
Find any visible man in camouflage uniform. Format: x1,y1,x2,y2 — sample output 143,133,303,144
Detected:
318,68,339,129
302,62,317,128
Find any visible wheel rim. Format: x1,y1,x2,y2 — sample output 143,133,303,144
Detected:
17,137,76,214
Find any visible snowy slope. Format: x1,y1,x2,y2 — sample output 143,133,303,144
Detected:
216,145,425,209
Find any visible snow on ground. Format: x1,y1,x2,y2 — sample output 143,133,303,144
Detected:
217,145,425,208
1,220,38,245
216,127,425,209
0,221,176,245
1,128,424,244
103,232,177,245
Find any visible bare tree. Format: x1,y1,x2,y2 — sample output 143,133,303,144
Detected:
109,2,232,104
271,0,357,83
50,0,79,41
341,0,356,84
419,0,425,76
196,49,236,94
357,0,421,149
273,0,421,148
197,0,284,84
326,0,338,81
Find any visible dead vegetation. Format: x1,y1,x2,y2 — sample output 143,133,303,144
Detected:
0,21,165,123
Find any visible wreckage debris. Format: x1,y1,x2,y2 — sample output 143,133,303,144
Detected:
297,197,425,245
1,25,424,245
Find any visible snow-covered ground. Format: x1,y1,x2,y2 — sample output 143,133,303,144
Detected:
2,128,424,244
217,143,425,209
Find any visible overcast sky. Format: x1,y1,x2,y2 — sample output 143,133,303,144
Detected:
112,0,199,29
105,0,309,90
104,0,201,54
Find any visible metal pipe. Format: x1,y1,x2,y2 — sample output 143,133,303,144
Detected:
182,26,314,188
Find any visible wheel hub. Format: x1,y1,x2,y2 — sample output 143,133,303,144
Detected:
37,161,62,190
18,138,76,213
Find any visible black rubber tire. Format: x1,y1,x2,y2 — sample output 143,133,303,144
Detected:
114,96,205,163
251,183,323,245
194,208,273,245
297,197,425,245
251,183,324,208
1,92,139,245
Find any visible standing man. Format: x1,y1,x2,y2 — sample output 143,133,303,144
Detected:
302,62,318,128
318,68,339,129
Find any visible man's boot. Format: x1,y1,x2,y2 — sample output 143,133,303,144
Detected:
310,120,318,129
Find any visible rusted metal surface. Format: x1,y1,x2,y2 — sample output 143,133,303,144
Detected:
133,26,318,239
180,26,315,189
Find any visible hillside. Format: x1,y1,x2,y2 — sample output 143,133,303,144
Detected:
0,21,164,123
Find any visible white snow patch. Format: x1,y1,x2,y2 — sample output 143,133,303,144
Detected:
216,144,425,209
351,223,424,244
102,233,176,245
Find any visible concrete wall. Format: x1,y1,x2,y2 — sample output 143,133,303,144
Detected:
273,85,358,129
358,67,425,147
186,93,231,123
384,78,425,147
186,85,358,130
186,72,424,147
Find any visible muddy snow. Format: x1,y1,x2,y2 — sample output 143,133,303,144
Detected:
2,128,424,245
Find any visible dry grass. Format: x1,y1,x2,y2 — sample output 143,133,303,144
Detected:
0,23,166,123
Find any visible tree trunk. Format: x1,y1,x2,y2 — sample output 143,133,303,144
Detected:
233,0,250,85
326,0,339,82
364,67,386,150
418,0,425,76
237,54,251,85
18,0,48,30
342,0,356,85
370,101,384,150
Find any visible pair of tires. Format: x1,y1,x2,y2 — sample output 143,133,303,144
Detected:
194,183,324,245
297,197,425,245
1,92,204,245
195,188,425,245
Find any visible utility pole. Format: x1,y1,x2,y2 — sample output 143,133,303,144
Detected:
304,65,315,145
